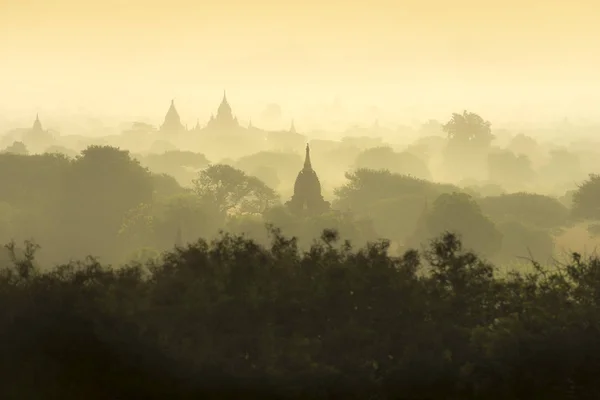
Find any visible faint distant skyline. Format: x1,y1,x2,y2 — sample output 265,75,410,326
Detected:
1,0,599,125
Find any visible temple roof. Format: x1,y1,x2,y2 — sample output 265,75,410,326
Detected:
293,143,321,196
32,114,43,132
303,143,312,170
287,143,330,215
217,90,232,117
161,99,185,133
164,99,181,122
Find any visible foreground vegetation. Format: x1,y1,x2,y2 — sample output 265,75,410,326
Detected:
2,229,600,399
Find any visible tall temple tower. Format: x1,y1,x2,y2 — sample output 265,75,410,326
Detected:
160,100,186,134
32,114,43,133
23,113,53,148
286,144,330,215
206,91,239,132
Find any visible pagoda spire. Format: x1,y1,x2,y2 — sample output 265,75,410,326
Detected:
32,113,43,131
290,119,296,134
303,143,312,170
160,99,185,133
167,99,178,115
286,143,330,216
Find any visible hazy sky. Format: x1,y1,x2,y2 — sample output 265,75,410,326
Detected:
1,0,599,125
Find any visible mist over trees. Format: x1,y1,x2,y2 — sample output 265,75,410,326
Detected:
3,102,600,397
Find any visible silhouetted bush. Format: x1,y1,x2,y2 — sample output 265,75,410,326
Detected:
2,229,600,399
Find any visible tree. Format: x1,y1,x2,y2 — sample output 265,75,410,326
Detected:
411,192,503,257
154,193,224,246
118,202,155,252
126,121,156,134
354,147,431,180
62,146,154,260
442,111,494,181
4,227,600,397
478,192,569,230
118,193,225,253
507,133,538,156
333,168,458,213
192,164,279,215
151,173,188,199
262,205,378,250
366,196,428,247
487,150,535,189
572,174,600,220
45,145,78,158
443,110,494,148
248,165,281,189
495,220,554,264
3,141,29,155
539,149,584,188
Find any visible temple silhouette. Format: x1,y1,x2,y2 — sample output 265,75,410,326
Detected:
204,91,239,132
159,92,240,135
159,100,186,135
158,95,330,215
159,91,297,135
32,114,43,133
11,114,55,152
286,144,330,216
158,91,306,152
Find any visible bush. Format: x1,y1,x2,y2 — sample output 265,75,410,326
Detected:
1,229,600,399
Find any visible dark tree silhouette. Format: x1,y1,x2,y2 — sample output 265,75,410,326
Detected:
193,164,279,215
443,110,494,149
1,230,600,399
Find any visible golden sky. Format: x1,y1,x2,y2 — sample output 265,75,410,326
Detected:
1,0,599,122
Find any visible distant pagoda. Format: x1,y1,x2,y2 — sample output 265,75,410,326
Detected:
32,113,43,133
22,113,54,148
159,99,186,134
205,91,240,132
286,144,330,216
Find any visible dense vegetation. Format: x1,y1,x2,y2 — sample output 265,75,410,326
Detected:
2,229,600,399
4,109,600,398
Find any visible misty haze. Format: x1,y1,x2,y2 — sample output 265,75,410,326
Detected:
2,0,600,398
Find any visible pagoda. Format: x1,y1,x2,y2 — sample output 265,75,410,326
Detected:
205,91,240,132
32,114,43,133
159,100,186,134
286,144,330,216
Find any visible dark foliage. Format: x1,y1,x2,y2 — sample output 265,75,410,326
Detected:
1,229,600,399
478,192,570,230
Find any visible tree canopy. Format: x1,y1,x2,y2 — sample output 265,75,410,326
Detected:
411,192,503,257
193,164,280,215
572,174,600,220
2,230,600,399
443,110,494,149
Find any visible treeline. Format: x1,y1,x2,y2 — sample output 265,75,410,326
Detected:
2,229,600,399
4,144,595,269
